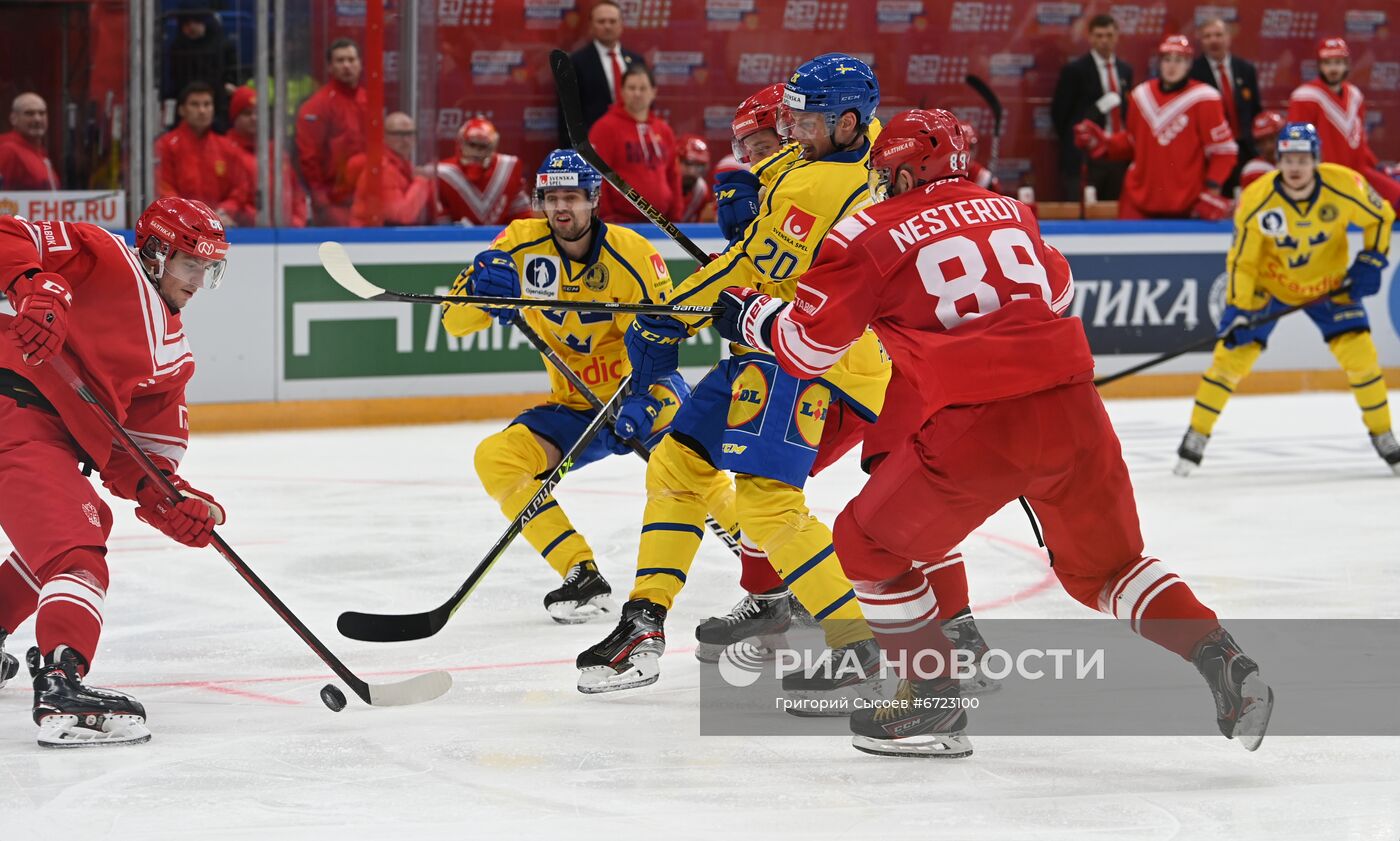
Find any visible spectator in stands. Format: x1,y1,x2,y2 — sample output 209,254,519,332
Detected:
1239,111,1284,190
1288,37,1400,211
347,111,432,227
1189,17,1260,194
960,122,1001,194
559,0,646,147
296,38,368,226
588,64,681,223
676,135,714,222
434,116,532,226
162,11,241,131
154,82,247,226
1051,14,1131,201
226,86,307,227
0,93,59,190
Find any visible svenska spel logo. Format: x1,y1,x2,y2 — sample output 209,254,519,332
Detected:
779,205,818,242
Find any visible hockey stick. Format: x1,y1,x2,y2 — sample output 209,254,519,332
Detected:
511,315,742,556
44,354,451,707
965,74,1003,177
1093,285,1351,387
550,49,712,265
318,242,720,317
337,376,635,643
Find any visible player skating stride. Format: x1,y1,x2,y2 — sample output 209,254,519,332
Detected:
1176,122,1397,475
0,198,228,747
714,108,1273,757
442,150,737,624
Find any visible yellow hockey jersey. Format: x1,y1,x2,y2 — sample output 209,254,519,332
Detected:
1228,163,1395,308
672,122,891,419
442,219,671,410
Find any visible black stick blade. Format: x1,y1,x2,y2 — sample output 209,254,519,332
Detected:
338,609,447,643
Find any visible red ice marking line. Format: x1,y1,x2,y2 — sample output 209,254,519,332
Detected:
195,682,303,705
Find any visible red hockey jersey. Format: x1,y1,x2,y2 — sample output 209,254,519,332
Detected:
153,123,249,220
0,217,193,496
764,178,1092,451
1287,80,1377,172
433,153,532,226
1105,79,1237,217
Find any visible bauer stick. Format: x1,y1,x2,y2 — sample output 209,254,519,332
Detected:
44,354,451,707
1094,284,1353,387
965,74,1003,177
511,315,741,556
337,375,635,642
319,242,720,317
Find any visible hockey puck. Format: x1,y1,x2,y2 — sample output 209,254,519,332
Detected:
320,684,347,712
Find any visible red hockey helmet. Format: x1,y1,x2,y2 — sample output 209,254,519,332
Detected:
731,83,785,163
868,108,968,200
135,197,229,289
677,134,711,166
1317,37,1349,60
959,121,979,148
1158,34,1193,58
459,116,499,148
1252,110,1285,140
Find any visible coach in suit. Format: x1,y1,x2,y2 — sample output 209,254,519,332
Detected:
1051,14,1132,201
1190,17,1260,193
558,0,646,147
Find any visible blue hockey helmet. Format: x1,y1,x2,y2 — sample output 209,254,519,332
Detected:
1277,122,1321,160
534,149,603,208
779,53,880,139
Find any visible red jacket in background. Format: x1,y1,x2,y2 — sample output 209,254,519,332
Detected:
434,153,532,226
228,130,308,227
0,217,193,494
588,103,682,223
346,149,432,227
1288,79,1400,210
1104,79,1237,218
153,123,248,221
295,79,367,226
0,132,59,190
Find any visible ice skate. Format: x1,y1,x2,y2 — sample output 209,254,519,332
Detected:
30,647,150,748
850,677,974,758
577,598,667,694
1192,628,1274,751
1174,428,1209,476
544,560,615,624
780,637,886,717
788,593,819,628
694,589,791,663
0,627,18,690
1370,431,1400,476
941,608,1002,695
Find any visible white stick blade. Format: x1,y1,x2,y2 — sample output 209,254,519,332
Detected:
318,241,386,300
366,670,453,707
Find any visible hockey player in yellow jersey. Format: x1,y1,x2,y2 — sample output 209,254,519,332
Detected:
1176,122,1398,475
443,150,738,623
576,55,892,696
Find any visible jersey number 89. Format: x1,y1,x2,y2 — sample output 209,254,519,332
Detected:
915,229,1052,329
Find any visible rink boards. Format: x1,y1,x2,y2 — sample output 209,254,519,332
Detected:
171,221,1400,427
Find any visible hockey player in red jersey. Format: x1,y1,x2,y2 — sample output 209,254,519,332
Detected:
714,108,1273,758
1074,35,1237,220
433,117,532,226
959,122,1001,194
0,198,227,747
675,135,714,223
1287,37,1400,211
1238,111,1284,190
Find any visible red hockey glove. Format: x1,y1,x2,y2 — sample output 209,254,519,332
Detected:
5,271,72,363
1192,190,1233,222
134,474,226,548
715,286,786,352
1072,120,1108,159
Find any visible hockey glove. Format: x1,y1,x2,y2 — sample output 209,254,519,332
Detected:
715,286,785,353
5,271,72,363
1072,120,1108,160
1217,305,1268,349
1094,91,1122,116
134,474,225,549
613,391,662,443
714,170,761,243
1346,249,1389,298
625,314,688,387
468,249,521,323
1192,191,1234,222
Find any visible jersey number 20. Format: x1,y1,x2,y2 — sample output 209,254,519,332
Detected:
915,229,1052,329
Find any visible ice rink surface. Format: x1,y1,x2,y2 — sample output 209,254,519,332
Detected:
2,391,1398,840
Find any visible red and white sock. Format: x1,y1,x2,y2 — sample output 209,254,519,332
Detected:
1099,556,1218,659
915,552,968,623
853,568,951,679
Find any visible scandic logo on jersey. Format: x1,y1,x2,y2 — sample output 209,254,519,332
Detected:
779,206,818,242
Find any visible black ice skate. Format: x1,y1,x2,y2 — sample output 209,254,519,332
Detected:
1192,628,1274,751
789,593,819,628
576,598,667,694
1371,431,1400,476
30,646,150,748
941,608,1002,695
544,560,615,624
780,637,886,717
694,589,791,663
0,627,18,690
1174,428,1210,476
850,677,974,758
